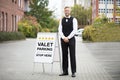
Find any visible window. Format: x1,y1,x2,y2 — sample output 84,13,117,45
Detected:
12,15,14,31
103,0,105,4
115,18,120,24
99,9,106,13
106,9,113,13
12,0,17,4
104,9,106,13
99,0,104,4
107,0,113,4
0,11,2,31
2,12,4,31
99,9,101,13
5,13,8,31
116,0,120,6
18,0,22,8
15,15,17,31
15,0,17,4
107,0,110,4
12,0,14,2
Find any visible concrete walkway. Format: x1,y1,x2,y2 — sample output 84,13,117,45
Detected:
0,38,114,80
84,42,120,80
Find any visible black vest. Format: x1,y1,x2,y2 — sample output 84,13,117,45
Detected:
62,17,73,37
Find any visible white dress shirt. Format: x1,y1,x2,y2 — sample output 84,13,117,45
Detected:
58,16,78,39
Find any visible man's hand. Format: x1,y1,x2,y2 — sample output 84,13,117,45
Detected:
63,37,69,43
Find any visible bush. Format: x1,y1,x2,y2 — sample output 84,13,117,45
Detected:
82,25,120,42
0,32,25,42
82,26,96,41
92,15,108,27
18,16,41,38
83,15,120,42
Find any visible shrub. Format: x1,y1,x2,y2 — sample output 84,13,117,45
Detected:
82,25,96,41
92,15,108,28
0,32,25,42
18,16,41,38
83,15,120,42
82,25,120,42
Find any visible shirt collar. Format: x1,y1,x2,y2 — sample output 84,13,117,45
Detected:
65,15,71,18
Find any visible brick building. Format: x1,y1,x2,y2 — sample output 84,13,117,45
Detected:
92,0,120,23
0,0,29,32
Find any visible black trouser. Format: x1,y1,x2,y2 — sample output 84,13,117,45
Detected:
61,37,76,73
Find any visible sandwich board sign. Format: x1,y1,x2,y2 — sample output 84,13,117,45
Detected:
34,32,56,63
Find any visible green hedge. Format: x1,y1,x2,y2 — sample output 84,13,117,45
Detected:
82,24,120,42
0,32,26,42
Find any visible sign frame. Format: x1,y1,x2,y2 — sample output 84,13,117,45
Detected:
32,32,62,74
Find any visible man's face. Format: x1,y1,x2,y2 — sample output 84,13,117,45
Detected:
64,8,71,17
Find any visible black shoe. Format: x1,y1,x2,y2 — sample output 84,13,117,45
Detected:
71,73,76,77
59,73,68,76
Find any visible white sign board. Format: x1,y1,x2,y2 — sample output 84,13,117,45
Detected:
34,33,56,63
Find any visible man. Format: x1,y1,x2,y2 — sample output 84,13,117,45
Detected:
58,6,78,77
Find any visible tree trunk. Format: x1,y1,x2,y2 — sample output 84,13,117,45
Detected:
113,0,116,22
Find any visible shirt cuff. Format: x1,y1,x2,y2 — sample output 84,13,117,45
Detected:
61,36,65,39
67,36,71,39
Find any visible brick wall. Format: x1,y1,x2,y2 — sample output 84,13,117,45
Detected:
0,0,26,32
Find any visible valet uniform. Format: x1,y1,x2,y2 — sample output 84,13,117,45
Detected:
58,16,78,74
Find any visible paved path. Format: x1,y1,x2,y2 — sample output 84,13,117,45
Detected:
84,42,120,80
0,37,118,80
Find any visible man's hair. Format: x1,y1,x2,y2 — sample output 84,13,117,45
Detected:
64,6,70,9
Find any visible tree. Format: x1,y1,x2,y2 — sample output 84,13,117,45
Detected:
87,7,92,25
71,5,92,28
28,0,53,28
